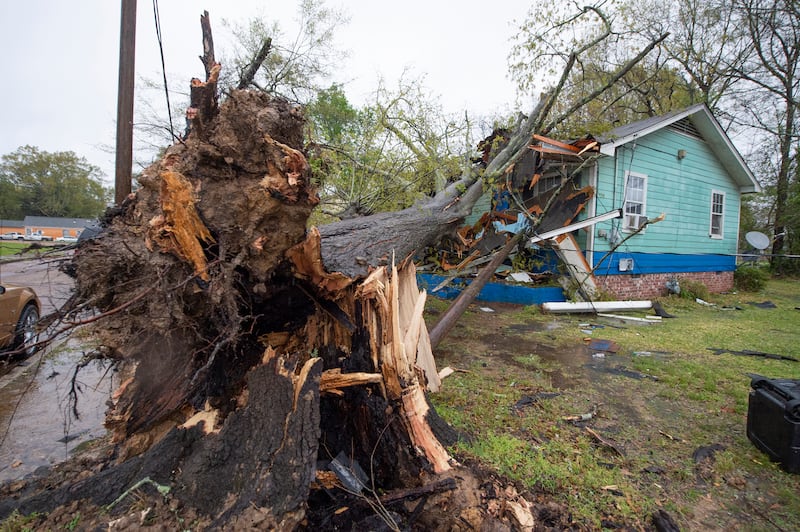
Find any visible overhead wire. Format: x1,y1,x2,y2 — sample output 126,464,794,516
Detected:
152,0,176,141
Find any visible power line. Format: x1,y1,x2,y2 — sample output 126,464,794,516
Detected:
152,0,175,141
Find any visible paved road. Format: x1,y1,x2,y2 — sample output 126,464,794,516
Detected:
0,252,75,315
0,252,109,484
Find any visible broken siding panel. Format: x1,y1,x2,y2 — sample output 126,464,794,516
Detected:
464,190,492,227
592,128,741,257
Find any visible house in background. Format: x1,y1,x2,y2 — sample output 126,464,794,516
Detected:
0,220,25,234
458,103,761,301
582,103,761,298
23,216,96,240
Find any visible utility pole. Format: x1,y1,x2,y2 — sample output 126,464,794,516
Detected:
115,0,137,206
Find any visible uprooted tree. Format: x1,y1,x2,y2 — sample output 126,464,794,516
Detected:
0,12,667,529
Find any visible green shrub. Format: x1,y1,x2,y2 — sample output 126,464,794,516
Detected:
678,278,710,300
735,263,769,291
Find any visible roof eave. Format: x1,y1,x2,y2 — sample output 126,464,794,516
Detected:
598,104,761,194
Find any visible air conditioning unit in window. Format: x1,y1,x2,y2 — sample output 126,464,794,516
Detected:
618,258,634,272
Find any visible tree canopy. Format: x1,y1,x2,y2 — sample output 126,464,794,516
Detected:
305,77,474,222
0,145,110,219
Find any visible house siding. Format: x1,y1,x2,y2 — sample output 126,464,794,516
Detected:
0,220,25,233
464,190,492,227
588,127,742,297
593,129,741,255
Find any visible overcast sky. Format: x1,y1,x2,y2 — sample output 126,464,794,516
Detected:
1,1,533,182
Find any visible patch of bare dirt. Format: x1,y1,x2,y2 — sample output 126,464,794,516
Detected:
1,443,579,531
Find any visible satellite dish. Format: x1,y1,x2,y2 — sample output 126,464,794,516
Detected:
745,231,771,250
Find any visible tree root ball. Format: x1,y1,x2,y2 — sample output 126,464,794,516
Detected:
72,91,319,440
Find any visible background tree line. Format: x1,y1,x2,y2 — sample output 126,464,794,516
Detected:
0,145,110,220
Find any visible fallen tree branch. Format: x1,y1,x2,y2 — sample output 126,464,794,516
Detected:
585,426,625,457
380,477,457,504
237,37,272,90
428,232,524,349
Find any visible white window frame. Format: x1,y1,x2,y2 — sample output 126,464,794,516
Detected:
530,173,564,197
710,190,725,239
622,171,647,232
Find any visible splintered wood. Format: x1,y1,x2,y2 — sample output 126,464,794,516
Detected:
148,170,215,281
290,227,451,472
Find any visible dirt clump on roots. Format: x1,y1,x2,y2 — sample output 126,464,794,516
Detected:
73,90,318,444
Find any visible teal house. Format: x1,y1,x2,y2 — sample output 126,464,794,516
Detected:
583,103,761,298
461,103,761,301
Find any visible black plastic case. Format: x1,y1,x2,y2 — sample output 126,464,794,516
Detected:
747,375,800,474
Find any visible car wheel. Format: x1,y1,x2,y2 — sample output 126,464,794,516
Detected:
14,304,40,356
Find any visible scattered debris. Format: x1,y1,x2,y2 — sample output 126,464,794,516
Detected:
652,301,676,318
563,404,598,423
707,347,798,362
505,499,536,529
586,364,659,381
379,477,457,505
585,427,626,457
632,350,670,358
695,298,715,306
438,366,455,380
692,443,727,482
508,271,533,283
512,392,561,413
56,429,90,444
579,322,606,335
748,300,777,309
586,338,620,353
659,430,686,443
692,443,726,463
600,485,625,496
542,300,653,314
479,307,495,313
329,451,369,493
597,313,662,326
651,509,681,532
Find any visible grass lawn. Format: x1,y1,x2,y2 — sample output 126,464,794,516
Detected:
0,242,29,257
428,277,800,530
